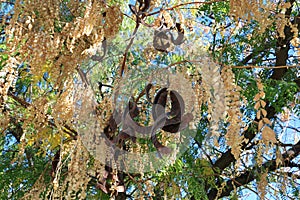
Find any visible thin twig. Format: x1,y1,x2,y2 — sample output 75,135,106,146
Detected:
119,19,141,76
146,0,228,17
165,59,299,70
230,65,299,69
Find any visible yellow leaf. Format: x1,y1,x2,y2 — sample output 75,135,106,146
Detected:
153,16,162,29
258,120,264,130
262,118,272,125
259,91,265,99
276,148,283,167
254,101,260,110
254,93,261,101
50,134,61,149
256,110,261,119
27,138,35,146
260,100,266,108
261,109,267,117
281,2,291,9
262,126,277,143
162,11,174,28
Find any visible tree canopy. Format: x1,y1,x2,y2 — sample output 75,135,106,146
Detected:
0,0,300,199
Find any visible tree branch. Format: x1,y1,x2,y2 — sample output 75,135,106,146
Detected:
206,3,300,198
271,0,297,80
208,143,300,199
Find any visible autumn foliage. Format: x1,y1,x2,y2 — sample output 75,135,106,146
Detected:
0,0,300,199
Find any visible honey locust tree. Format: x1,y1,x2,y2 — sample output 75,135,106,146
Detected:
0,0,300,199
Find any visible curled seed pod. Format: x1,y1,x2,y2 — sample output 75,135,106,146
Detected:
152,87,168,120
